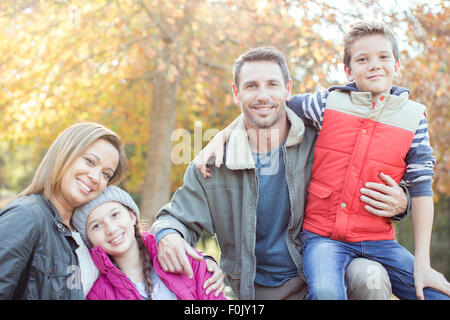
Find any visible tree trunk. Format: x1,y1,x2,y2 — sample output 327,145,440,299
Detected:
140,66,178,225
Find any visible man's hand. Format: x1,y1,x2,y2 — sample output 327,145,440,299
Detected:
203,259,225,297
360,172,407,218
157,233,227,296
157,233,202,279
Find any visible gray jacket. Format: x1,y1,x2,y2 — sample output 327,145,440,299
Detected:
152,108,316,299
0,194,84,299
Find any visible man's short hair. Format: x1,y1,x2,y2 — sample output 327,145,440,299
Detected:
343,20,399,68
232,46,290,88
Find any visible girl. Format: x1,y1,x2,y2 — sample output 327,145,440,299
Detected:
0,122,127,299
72,186,226,300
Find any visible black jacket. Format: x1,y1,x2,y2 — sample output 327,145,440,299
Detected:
0,194,84,299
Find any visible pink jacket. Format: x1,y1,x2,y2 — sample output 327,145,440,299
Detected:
86,232,226,300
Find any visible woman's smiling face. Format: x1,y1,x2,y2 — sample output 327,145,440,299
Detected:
56,139,119,212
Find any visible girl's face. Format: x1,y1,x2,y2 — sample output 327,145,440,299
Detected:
57,139,119,212
86,201,137,257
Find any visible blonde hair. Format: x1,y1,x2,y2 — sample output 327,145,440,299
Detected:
343,20,399,69
18,122,127,199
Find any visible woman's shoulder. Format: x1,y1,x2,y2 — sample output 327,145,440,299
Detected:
2,193,48,210
0,194,51,227
0,194,51,248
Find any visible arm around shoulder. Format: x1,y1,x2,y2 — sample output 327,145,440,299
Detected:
190,255,227,300
151,162,215,247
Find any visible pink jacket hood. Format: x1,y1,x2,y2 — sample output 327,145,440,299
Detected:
86,232,225,300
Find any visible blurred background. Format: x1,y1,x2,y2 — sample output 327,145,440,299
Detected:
0,0,448,279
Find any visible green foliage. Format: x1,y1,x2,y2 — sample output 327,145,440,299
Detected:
396,193,450,279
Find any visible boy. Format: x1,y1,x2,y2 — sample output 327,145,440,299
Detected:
196,21,450,299
289,20,449,300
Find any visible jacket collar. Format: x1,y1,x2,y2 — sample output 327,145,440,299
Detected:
41,196,75,239
225,108,305,170
328,81,410,95
328,82,410,108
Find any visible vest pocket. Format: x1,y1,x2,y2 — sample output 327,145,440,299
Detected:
352,201,393,234
307,181,332,199
305,180,337,231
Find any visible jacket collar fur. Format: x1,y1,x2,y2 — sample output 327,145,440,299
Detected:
225,108,306,170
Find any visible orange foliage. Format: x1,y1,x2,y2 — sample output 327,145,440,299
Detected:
0,0,447,197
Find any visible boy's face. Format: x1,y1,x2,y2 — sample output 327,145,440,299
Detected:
344,34,400,101
86,201,137,256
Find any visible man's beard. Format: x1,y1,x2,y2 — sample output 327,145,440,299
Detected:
244,103,286,129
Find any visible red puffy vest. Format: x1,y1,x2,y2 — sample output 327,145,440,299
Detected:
302,90,425,242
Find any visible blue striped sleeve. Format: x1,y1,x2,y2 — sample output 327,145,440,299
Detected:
403,115,435,197
287,90,328,131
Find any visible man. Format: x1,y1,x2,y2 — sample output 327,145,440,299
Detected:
151,47,408,299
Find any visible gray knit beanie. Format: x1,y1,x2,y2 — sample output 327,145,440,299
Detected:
72,186,140,247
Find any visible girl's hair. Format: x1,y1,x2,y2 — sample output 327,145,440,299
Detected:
18,122,127,199
134,222,153,299
343,20,399,68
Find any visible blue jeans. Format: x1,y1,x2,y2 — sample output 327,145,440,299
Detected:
300,230,450,300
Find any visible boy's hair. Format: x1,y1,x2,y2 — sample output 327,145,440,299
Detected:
343,20,399,68
233,46,290,88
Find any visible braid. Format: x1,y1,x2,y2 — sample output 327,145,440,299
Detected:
134,223,153,299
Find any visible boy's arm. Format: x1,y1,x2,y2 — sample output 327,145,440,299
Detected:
412,197,433,268
402,115,450,298
392,115,435,221
196,90,329,178
195,114,242,178
411,197,450,299
403,115,435,197
286,90,328,131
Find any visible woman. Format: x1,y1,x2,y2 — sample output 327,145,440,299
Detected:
0,122,127,299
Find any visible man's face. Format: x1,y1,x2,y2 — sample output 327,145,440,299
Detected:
233,61,291,130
